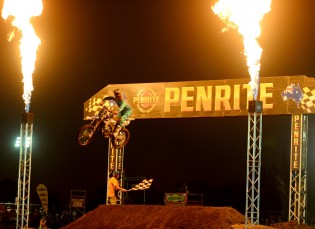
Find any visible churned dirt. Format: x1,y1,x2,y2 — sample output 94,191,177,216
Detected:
61,205,315,229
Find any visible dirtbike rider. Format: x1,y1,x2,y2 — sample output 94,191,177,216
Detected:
100,89,132,137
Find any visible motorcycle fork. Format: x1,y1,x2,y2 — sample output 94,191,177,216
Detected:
94,121,102,132
114,123,123,132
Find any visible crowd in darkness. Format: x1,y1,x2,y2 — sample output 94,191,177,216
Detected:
0,204,80,229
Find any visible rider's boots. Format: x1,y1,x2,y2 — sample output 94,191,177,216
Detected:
113,125,122,137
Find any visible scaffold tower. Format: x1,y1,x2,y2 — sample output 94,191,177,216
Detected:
16,113,34,229
106,141,124,205
289,114,308,224
69,190,86,219
245,101,263,226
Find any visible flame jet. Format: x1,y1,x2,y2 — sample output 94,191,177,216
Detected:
2,0,43,112
212,0,271,100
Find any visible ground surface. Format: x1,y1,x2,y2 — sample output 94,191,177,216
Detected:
61,205,315,229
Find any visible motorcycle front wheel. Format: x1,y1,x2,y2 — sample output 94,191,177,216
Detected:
111,128,130,149
77,124,95,146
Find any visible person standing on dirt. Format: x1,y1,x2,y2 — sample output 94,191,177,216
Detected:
107,171,128,205
101,88,132,137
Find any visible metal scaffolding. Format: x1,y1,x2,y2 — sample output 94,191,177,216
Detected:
16,113,34,229
69,190,86,220
289,114,308,224
106,141,124,205
245,101,263,226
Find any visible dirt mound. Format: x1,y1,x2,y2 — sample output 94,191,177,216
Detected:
270,221,315,229
61,205,244,229
60,205,315,229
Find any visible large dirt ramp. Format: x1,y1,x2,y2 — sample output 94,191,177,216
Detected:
61,205,244,229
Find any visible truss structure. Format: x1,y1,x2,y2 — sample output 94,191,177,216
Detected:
289,114,308,224
69,190,86,219
245,102,263,226
106,141,124,205
16,113,34,229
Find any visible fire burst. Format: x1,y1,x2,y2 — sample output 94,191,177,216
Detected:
2,0,43,112
212,0,271,100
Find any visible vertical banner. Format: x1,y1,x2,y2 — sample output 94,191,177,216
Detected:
108,146,124,174
291,114,302,171
36,184,48,214
107,146,125,204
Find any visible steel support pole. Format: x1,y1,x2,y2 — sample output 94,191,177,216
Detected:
16,113,33,229
245,101,263,226
106,140,124,205
289,114,308,224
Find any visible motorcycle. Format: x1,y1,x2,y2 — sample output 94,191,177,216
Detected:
77,100,134,149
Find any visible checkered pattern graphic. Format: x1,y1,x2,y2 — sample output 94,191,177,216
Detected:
300,87,315,113
86,97,103,113
128,179,153,191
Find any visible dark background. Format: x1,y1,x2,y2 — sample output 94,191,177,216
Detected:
0,0,315,219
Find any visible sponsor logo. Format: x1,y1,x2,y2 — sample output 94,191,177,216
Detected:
166,194,186,202
291,114,301,171
133,88,159,113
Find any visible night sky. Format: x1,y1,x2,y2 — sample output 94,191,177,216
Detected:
0,0,315,216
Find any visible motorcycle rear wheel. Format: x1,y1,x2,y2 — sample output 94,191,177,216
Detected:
77,124,95,146
111,128,130,149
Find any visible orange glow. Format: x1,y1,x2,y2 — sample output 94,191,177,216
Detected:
2,0,43,112
212,0,271,100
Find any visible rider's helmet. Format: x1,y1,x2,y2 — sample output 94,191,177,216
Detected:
113,89,122,96
113,89,124,100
